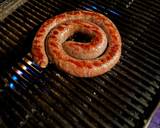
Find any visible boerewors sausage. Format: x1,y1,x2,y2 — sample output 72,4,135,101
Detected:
32,10,122,77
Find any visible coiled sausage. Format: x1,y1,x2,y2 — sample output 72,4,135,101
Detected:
32,10,122,77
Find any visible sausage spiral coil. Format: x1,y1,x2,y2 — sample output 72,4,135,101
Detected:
32,10,122,77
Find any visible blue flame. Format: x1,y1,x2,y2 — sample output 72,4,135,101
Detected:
12,75,18,81
9,83,15,90
107,9,120,16
82,6,92,11
91,5,97,10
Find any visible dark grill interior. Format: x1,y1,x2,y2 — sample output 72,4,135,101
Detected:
0,0,160,128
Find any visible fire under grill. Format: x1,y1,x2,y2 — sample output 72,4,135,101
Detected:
0,0,160,128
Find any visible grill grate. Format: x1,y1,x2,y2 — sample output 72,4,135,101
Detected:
0,0,160,128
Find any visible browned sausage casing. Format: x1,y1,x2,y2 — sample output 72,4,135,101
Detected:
32,10,122,77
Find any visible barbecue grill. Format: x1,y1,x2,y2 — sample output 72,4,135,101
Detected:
0,0,160,128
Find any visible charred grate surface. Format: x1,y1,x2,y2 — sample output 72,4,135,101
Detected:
0,0,160,128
